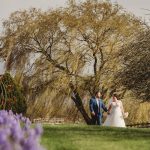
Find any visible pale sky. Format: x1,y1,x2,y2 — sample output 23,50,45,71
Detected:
0,0,150,25
0,0,150,73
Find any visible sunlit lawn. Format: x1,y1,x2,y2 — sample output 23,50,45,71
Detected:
41,125,150,150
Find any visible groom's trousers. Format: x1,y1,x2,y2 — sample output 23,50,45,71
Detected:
91,114,102,125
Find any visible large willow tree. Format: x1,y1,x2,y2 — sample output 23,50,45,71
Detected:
0,0,144,124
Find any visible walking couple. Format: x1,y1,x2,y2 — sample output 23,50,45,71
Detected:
89,91,128,127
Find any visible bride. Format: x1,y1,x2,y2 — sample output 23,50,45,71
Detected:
103,94,128,127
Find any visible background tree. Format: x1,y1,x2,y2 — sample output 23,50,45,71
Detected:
0,73,27,114
0,0,145,124
116,30,150,102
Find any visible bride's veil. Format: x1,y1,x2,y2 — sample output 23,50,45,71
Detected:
107,97,113,107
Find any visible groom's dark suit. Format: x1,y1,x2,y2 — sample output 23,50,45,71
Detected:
89,97,107,125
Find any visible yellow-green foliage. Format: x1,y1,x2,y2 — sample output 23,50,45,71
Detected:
0,0,148,123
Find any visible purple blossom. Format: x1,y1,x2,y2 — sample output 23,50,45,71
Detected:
0,130,8,145
35,124,43,136
0,110,45,150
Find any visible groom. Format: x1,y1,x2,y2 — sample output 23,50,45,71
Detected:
89,91,108,125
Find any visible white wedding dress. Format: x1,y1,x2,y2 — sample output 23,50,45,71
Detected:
103,99,126,127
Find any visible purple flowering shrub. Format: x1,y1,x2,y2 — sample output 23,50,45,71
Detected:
0,110,45,150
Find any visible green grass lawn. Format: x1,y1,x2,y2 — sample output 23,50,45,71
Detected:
41,125,150,150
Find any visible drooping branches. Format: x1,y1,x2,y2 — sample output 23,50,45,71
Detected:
0,0,145,123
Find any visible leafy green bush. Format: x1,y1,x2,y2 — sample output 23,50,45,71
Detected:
0,73,27,114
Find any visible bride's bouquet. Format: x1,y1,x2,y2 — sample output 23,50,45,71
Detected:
123,112,129,118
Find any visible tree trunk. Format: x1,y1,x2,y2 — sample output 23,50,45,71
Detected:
71,94,92,124
70,83,92,124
